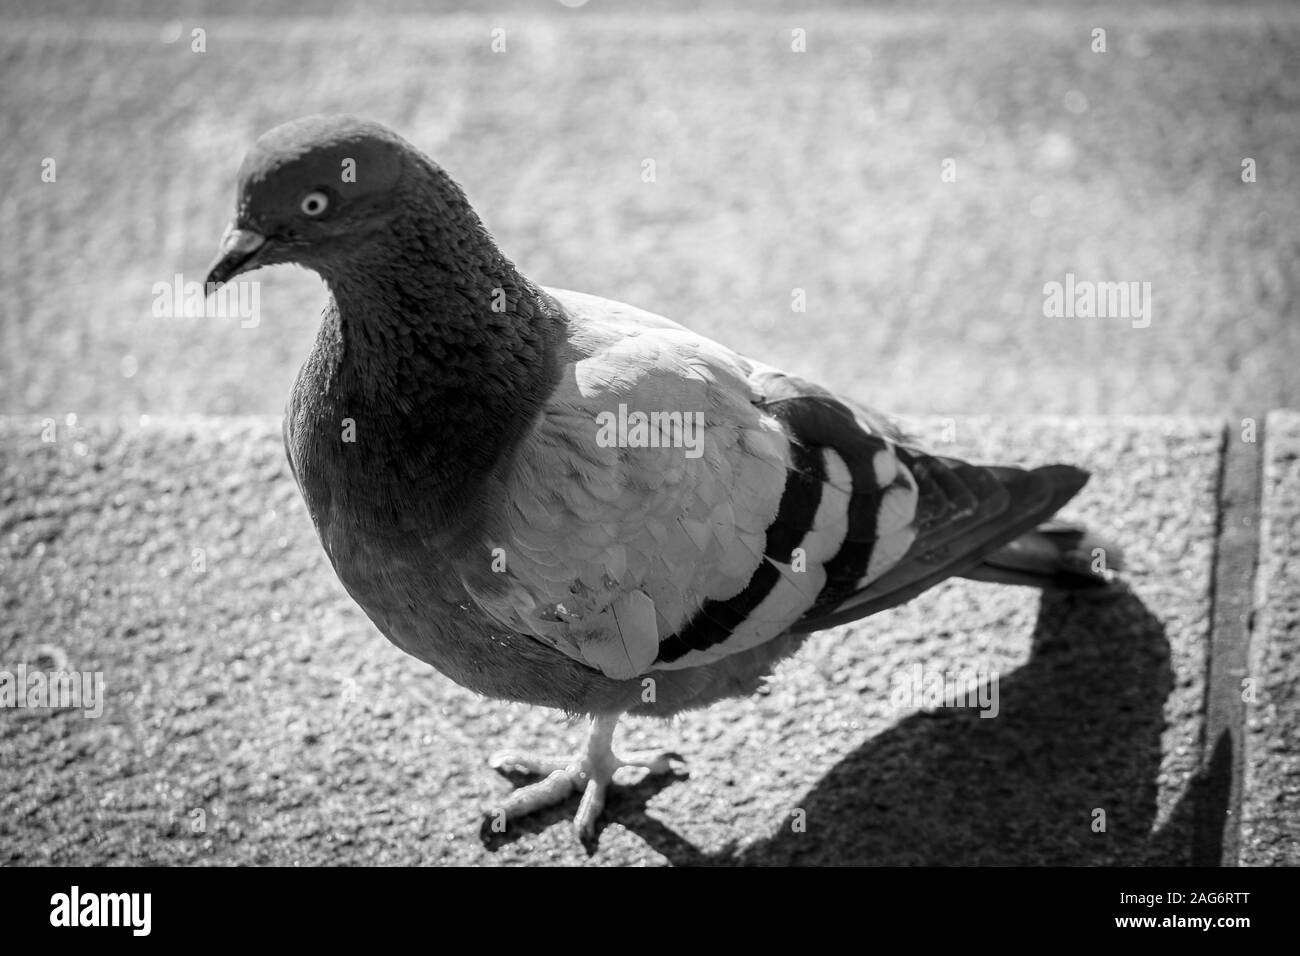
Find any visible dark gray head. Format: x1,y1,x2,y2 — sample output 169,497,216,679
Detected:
206,115,422,287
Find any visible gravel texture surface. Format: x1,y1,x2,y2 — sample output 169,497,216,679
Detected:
1,414,1221,865
1240,410,1300,866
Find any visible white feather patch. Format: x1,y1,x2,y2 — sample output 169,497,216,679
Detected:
801,449,851,562
863,525,918,584
876,475,919,535
873,448,897,487
579,589,660,679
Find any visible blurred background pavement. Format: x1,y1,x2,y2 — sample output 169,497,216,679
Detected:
1,1,1297,420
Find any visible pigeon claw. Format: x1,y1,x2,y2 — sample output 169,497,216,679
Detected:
486,743,685,840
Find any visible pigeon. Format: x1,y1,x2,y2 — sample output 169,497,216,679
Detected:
206,115,1121,840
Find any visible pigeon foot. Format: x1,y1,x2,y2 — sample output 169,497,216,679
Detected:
486,713,685,840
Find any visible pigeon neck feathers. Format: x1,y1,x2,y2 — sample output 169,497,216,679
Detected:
298,160,565,530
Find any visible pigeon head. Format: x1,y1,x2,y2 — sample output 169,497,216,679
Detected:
206,115,423,288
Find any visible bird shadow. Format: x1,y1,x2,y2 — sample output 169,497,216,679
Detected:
624,584,1198,865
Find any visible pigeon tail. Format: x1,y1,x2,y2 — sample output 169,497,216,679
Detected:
964,517,1124,589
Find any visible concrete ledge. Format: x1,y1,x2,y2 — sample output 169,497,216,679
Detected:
0,415,1230,864
1240,410,1300,865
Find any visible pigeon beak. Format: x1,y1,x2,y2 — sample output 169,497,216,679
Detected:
205,223,267,291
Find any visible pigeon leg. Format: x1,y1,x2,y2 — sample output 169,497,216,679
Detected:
487,713,684,839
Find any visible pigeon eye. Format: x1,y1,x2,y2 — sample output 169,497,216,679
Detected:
300,191,329,216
